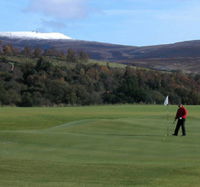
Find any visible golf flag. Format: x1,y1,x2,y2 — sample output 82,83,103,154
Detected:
164,96,169,106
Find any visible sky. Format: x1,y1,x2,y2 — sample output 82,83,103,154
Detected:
1,0,200,46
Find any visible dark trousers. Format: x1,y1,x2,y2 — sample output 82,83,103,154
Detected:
174,119,186,136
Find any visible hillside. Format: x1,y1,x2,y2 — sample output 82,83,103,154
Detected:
1,36,200,73
0,52,200,106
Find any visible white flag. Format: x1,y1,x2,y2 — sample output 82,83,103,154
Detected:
164,96,169,106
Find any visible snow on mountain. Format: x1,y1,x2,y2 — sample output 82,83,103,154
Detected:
0,32,73,40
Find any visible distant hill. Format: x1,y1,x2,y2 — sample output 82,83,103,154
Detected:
1,36,200,73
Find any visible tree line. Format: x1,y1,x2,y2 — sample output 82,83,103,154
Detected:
0,41,89,62
0,43,200,106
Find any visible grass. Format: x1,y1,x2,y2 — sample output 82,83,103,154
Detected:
4,55,128,70
0,105,199,186
88,59,127,68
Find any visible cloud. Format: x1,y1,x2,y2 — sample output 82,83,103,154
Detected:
155,1,200,23
26,0,90,19
104,0,200,21
35,19,67,32
41,19,67,29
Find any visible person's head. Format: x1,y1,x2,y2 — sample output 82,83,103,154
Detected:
178,104,183,108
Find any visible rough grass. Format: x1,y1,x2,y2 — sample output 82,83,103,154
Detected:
5,55,127,68
0,105,199,186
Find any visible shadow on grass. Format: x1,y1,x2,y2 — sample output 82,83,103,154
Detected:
83,133,164,137
105,134,164,137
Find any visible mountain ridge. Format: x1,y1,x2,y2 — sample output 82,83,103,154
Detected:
1,35,200,73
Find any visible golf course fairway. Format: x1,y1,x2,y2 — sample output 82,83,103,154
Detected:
0,105,199,186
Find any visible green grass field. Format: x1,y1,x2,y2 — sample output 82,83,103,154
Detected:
0,105,199,187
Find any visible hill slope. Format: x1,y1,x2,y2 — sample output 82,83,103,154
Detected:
1,54,200,106
1,36,200,73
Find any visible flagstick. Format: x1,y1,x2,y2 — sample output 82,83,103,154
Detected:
166,104,170,136
163,96,171,138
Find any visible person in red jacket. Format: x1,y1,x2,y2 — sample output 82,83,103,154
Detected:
172,104,188,136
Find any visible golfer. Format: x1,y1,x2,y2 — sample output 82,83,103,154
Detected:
172,104,188,136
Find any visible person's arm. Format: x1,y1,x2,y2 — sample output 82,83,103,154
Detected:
182,107,188,118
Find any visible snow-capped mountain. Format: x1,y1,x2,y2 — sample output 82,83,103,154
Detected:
0,31,72,40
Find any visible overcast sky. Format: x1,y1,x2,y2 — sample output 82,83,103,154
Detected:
1,0,200,46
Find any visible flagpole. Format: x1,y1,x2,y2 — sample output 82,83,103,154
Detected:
166,104,170,136
164,96,171,136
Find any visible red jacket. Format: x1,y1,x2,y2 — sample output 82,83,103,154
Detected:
175,106,188,119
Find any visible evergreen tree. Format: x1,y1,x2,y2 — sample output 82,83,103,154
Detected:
66,49,76,63
33,48,42,58
22,47,32,57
